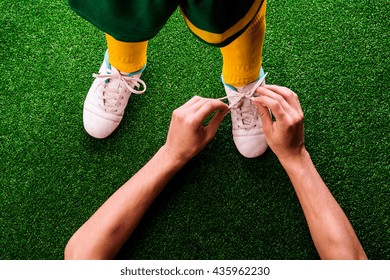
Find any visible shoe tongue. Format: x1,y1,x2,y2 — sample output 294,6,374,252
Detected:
236,93,257,126
103,90,118,108
106,78,122,90
103,73,122,108
120,70,130,76
238,80,258,93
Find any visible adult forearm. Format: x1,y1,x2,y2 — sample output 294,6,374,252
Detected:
65,146,184,259
280,151,367,260
64,97,228,260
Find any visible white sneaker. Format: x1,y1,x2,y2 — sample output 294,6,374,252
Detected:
83,52,146,138
223,70,268,158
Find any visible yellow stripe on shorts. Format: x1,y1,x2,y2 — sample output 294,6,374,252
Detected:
180,0,266,45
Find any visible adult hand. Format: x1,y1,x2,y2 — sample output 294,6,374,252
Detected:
164,96,228,164
253,85,305,162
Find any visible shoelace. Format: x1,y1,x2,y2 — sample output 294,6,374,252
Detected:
219,73,267,129
219,72,267,109
93,67,147,112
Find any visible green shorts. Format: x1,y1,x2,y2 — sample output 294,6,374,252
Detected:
68,0,265,47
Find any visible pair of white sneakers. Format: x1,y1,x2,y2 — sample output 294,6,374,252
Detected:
83,53,268,158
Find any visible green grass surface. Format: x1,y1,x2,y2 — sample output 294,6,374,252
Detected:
1,0,389,260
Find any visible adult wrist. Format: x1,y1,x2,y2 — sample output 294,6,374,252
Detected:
278,148,312,174
159,144,189,171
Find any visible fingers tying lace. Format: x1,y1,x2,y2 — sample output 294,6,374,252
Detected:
218,72,267,110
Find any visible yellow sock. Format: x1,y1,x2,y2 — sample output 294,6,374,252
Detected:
220,1,266,87
105,33,148,73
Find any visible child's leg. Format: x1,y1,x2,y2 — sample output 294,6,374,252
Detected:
220,3,266,87
179,0,268,158
180,0,266,86
105,33,148,74
68,0,179,139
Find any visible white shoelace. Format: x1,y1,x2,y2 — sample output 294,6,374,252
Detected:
219,73,267,129
219,73,267,109
93,67,147,112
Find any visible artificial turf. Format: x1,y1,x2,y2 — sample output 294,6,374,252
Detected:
0,0,389,260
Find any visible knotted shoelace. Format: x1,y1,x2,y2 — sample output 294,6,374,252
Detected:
218,72,267,109
93,67,147,112
218,73,268,129
218,73,267,129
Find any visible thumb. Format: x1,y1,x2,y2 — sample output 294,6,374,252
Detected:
205,109,228,139
254,99,273,135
